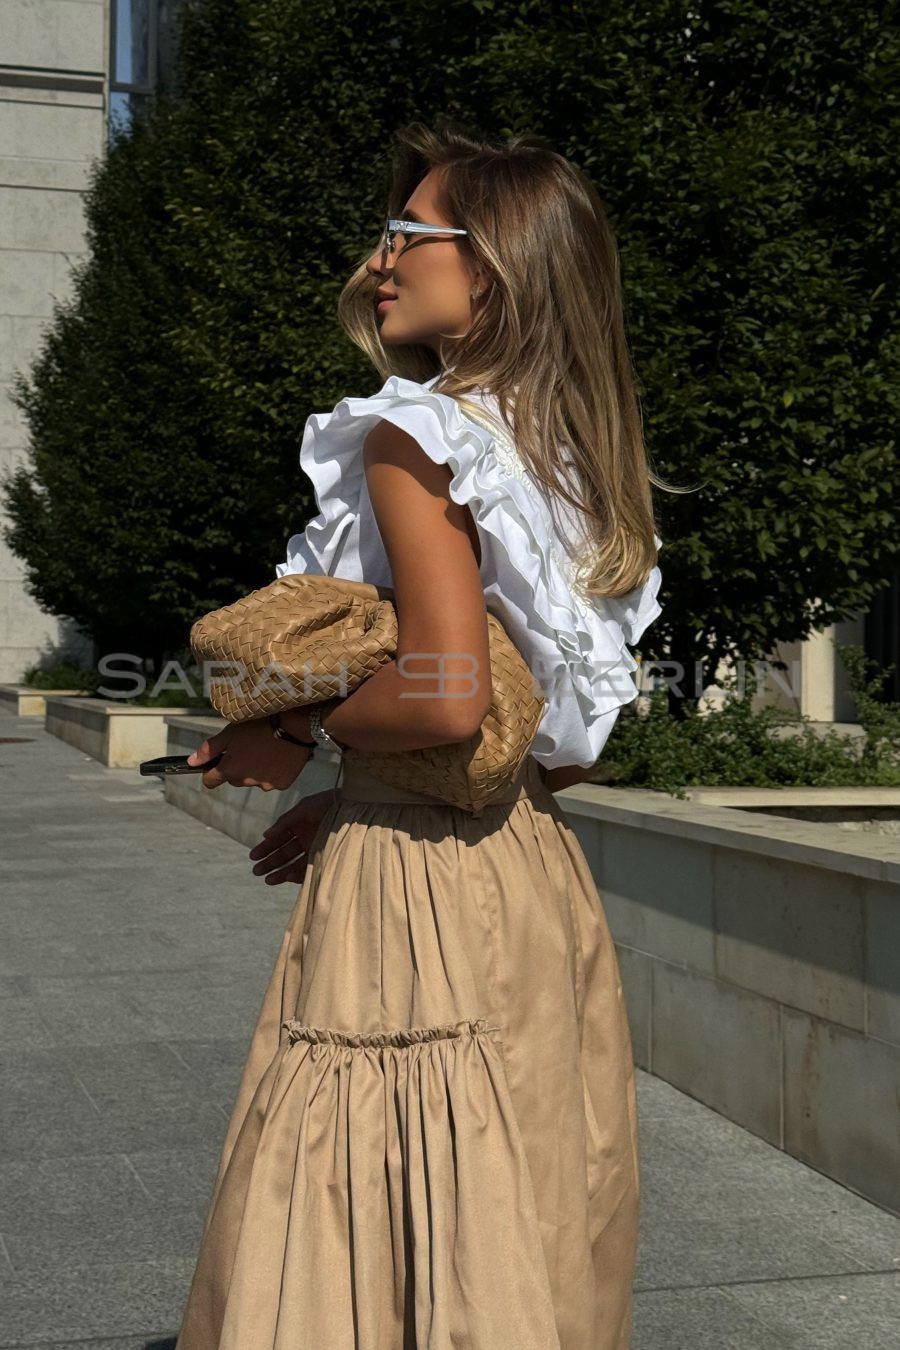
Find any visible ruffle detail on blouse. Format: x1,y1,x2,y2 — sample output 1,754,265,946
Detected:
277,374,663,762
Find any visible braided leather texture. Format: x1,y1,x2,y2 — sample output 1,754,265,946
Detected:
189,573,544,813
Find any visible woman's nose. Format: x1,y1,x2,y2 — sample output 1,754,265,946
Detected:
365,247,388,277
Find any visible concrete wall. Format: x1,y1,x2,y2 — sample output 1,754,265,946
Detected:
558,781,900,1216
0,0,107,681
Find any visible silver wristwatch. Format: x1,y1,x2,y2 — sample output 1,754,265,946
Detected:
308,703,343,754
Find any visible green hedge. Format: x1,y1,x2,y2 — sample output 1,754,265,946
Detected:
598,645,900,795
3,0,897,695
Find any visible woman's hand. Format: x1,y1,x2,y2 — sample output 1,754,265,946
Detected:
186,717,312,791
248,789,339,885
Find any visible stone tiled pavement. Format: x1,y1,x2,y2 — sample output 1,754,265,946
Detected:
1,709,898,1349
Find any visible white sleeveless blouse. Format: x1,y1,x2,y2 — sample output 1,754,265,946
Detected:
275,373,663,770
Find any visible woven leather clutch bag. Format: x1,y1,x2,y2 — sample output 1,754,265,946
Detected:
189,572,544,813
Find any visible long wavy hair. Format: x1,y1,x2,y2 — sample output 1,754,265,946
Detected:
338,118,690,600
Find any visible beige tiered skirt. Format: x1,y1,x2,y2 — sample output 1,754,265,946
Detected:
174,754,640,1350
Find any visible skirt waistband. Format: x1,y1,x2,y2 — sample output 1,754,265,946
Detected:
337,754,548,809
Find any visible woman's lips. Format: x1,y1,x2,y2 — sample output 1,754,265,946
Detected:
376,298,397,312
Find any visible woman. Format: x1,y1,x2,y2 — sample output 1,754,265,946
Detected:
175,120,664,1350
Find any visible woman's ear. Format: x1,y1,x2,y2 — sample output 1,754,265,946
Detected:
471,267,496,298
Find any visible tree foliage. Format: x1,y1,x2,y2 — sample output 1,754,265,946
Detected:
3,0,898,681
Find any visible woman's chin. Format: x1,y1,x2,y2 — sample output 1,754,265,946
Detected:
377,322,411,345
376,314,433,349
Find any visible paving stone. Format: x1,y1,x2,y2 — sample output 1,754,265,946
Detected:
0,1255,193,1343
7,1341,174,1350
726,1271,900,1349
0,1151,207,1271
632,1285,796,1349
635,1211,870,1289
126,1146,224,1205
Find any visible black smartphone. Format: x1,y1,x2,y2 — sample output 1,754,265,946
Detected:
139,752,224,776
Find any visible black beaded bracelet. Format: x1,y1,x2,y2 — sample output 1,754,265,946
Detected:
268,711,316,749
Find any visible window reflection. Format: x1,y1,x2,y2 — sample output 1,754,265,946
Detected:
108,0,183,141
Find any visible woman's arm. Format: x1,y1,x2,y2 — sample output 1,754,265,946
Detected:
542,764,596,794
280,419,492,754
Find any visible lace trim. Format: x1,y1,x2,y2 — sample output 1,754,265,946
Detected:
460,400,592,600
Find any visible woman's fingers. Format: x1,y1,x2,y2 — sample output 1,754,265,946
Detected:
248,790,338,882
261,858,308,886
248,827,293,861
249,811,308,859
252,830,309,885
186,736,231,789
250,835,306,876
249,799,327,861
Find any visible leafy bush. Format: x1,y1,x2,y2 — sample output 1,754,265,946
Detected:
22,659,100,692
94,645,214,709
837,642,900,773
598,644,899,797
117,663,214,709
23,648,213,709
120,685,213,709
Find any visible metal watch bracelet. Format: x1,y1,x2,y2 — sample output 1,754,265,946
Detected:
309,702,344,753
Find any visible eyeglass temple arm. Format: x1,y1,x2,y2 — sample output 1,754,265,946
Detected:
387,219,468,236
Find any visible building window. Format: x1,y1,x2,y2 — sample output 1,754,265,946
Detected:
108,0,184,141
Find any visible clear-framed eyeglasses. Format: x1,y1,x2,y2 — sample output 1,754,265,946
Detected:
381,216,468,260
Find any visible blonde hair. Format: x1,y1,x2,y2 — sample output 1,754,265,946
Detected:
338,117,691,599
